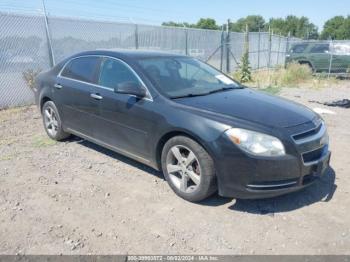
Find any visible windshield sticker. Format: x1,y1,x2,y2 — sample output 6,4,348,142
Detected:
215,74,235,85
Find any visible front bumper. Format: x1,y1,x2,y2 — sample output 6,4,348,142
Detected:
212,122,331,199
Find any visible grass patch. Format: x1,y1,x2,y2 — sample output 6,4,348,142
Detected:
32,135,57,147
260,86,282,95
0,105,31,123
232,62,340,90
0,154,14,161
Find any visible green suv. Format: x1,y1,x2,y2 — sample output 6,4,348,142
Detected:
286,42,350,73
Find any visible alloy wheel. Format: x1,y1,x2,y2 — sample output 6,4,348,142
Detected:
166,145,201,193
44,106,58,137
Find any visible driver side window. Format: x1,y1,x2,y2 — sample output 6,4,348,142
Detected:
98,58,140,89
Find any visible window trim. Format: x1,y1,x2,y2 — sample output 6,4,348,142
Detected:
60,55,101,84
58,54,153,101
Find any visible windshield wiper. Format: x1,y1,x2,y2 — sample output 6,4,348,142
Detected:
170,93,209,99
207,86,243,94
170,86,244,99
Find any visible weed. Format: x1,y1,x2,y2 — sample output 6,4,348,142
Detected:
32,136,56,147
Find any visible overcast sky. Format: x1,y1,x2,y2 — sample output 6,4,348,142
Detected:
0,0,349,30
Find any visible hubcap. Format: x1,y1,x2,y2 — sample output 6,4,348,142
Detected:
166,145,201,193
44,107,58,137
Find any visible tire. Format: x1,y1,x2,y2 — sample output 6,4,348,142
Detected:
42,101,70,141
161,136,217,202
299,61,314,73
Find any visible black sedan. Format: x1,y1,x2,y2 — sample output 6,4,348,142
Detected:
34,50,331,202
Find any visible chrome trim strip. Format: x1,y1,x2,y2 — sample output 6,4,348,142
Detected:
66,127,150,163
57,54,153,101
247,181,297,189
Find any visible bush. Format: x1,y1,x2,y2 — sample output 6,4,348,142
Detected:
280,63,312,86
234,63,314,88
22,69,41,92
238,49,252,83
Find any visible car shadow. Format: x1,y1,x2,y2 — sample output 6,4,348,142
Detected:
66,136,337,212
227,167,337,214
68,136,164,180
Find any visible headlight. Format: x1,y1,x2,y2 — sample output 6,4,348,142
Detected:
225,128,285,156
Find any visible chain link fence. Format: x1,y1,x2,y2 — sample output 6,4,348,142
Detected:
1,11,349,108
0,12,51,109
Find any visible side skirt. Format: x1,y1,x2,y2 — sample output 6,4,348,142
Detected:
66,127,159,170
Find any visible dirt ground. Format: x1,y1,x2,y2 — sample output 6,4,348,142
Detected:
0,84,349,255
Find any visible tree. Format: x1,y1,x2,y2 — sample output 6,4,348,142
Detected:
195,18,220,30
162,18,220,30
229,15,266,32
162,21,192,28
320,16,350,40
267,16,319,39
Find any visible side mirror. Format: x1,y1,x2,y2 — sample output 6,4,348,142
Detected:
114,81,147,98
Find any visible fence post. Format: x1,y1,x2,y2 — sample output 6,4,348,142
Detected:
285,31,291,68
225,19,230,73
257,28,261,70
277,33,282,65
328,39,333,79
185,28,188,56
41,0,55,67
267,28,272,69
134,24,139,49
220,30,224,71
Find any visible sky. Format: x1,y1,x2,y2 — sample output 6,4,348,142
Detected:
0,0,349,30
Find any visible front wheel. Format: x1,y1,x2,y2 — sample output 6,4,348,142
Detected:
42,101,70,141
161,136,217,202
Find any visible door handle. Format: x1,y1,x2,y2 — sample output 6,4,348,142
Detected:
90,93,103,100
54,83,62,89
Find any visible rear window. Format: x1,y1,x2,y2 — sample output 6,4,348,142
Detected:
291,44,308,53
61,56,99,83
310,44,329,53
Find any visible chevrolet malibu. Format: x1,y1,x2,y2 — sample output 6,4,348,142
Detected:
34,50,331,202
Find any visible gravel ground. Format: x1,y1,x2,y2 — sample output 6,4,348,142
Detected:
0,85,349,255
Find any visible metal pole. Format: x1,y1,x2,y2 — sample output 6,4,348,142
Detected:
257,28,261,70
328,39,333,79
185,28,188,56
226,19,230,73
245,23,249,66
41,0,55,67
268,27,272,69
220,30,224,71
181,23,188,56
285,31,291,68
277,34,281,65
135,24,139,49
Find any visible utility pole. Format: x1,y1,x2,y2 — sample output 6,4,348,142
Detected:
226,19,230,73
41,0,55,67
183,23,188,56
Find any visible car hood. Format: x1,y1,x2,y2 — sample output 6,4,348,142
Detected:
174,88,316,128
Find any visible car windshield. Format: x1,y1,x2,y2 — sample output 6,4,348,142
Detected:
137,57,242,98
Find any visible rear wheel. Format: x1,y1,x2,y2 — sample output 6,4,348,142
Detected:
42,101,70,141
161,136,217,202
299,61,314,73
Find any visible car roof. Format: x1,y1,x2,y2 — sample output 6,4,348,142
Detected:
70,49,188,60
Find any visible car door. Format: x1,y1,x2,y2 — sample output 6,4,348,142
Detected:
55,56,100,137
91,57,157,160
309,43,331,72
